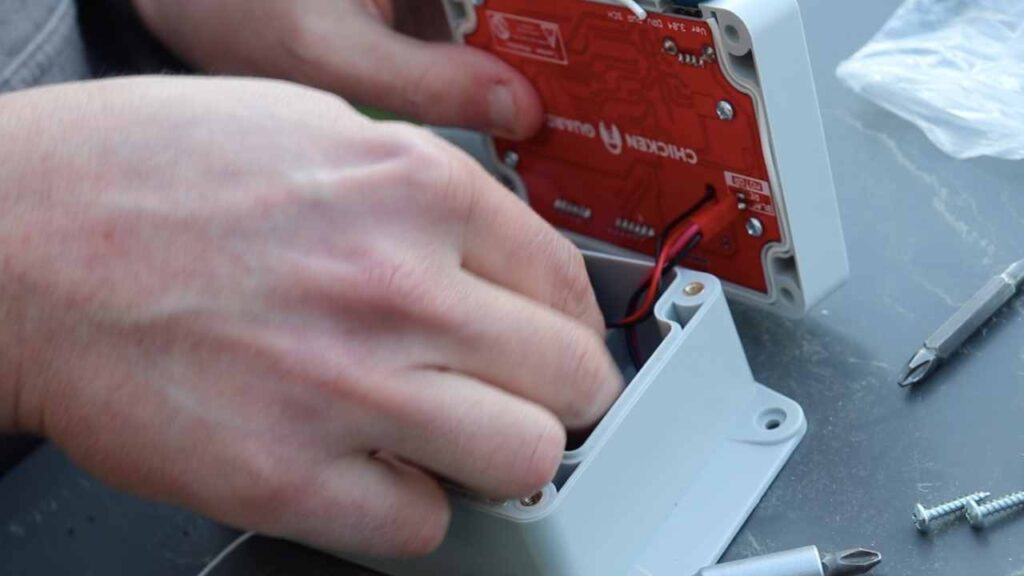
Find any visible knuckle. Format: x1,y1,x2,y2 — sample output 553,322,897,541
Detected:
393,500,451,556
360,255,424,305
354,253,459,325
509,413,565,494
360,254,436,309
554,244,600,324
390,129,448,182
520,229,602,328
351,470,450,557
280,11,329,77
388,128,473,219
561,329,617,426
404,65,448,125
233,446,306,528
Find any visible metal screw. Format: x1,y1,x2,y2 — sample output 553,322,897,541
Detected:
503,150,520,169
912,492,990,533
662,37,679,56
683,282,705,297
519,491,543,507
745,217,764,237
965,491,1024,529
716,100,734,121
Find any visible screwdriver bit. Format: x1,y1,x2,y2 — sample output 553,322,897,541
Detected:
898,258,1024,387
695,545,881,576
821,548,883,576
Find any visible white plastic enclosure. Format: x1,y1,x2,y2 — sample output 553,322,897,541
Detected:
340,0,842,573
348,252,806,576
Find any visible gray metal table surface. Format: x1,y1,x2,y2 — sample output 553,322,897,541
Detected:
2,0,1023,574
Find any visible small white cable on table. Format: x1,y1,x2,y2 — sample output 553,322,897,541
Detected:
195,531,255,576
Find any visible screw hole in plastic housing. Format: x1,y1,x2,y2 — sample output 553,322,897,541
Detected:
724,24,741,44
757,408,787,432
779,287,797,306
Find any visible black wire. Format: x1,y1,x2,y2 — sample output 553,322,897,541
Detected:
622,232,704,326
655,187,715,257
623,233,703,371
607,189,716,331
623,291,647,372
609,186,718,370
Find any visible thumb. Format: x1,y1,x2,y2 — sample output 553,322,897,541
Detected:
302,13,543,140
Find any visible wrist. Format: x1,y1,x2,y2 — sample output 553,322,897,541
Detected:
0,98,43,435
0,236,32,434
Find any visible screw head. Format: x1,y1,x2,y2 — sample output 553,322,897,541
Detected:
662,37,679,56
964,499,987,528
716,100,735,121
912,503,932,532
745,217,765,237
683,282,705,297
503,150,520,169
519,491,543,507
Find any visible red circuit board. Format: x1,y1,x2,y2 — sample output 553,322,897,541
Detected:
464,1,782,293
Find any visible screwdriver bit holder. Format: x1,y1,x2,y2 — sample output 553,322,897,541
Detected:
345,251,806,576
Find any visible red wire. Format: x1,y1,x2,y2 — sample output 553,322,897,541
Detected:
615,223,701,326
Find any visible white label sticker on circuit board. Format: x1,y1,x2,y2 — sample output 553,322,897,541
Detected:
487,11,569,65
725,171,775,216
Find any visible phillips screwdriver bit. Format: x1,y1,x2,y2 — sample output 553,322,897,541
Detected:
821,548,884,576
898,258,1024,387
695,546,881,576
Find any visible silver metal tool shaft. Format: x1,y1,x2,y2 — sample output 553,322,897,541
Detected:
898,259,1024,387
695,546,882,576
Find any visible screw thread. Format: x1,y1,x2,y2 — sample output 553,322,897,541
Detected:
979,491,1024,515
930,491,990,518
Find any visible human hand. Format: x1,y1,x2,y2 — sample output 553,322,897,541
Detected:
130,0,543,139
0,77,620,555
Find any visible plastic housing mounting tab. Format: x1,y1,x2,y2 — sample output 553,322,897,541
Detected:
344,251,806,576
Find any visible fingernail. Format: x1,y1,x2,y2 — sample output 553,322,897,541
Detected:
488,84,519,138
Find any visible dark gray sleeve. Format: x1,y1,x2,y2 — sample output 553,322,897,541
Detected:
0,436,40,478
77,0,188,76
0,0,90,93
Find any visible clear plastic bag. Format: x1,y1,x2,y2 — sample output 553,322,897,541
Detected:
836,0,1024,160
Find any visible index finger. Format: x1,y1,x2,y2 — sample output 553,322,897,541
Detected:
444,141,606,335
